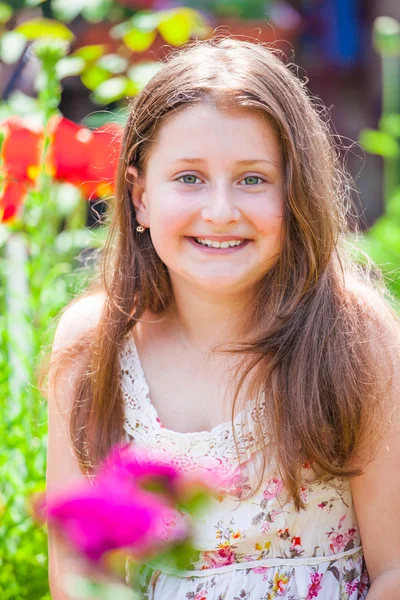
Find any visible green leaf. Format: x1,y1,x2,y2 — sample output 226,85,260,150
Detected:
374,16,400,56
0,223,10,248
110,12,159,42
380,113,400,138
123,28,157,52
51,0,87,22
158,8,209,46
71,44,107,62
92,76,132,103
0,2,13,24
0,31,26,65
33,38,69,68
82,0,113,23
359,128,400,158
16,18,74,42
97,53,128,74
81,64,110,90
386,186,400,218
157,9,193,46
56,56,86,79
127,62,162,91
131,11,163,31
370,217,400,254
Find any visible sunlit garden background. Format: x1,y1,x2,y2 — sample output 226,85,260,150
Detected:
0,0,399,597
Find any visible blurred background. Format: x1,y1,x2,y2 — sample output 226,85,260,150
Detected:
0,1,400,598
2,0,400,225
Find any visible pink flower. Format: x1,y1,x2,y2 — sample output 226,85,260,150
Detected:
359,569,370,595
46,468,187,562
263,477,284,500
44,444,217,563
306,572,323,599
329,533,347,553
345,528,357,544
253,566,270,576
203,547,235,568
345,580,359,594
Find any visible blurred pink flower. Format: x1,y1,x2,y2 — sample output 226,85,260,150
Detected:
44,444,219,564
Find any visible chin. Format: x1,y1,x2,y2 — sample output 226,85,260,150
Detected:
190,275,253,296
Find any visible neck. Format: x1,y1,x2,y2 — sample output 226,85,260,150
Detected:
164,280,249,352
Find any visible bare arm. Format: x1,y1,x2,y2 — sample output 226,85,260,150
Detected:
46,294,126,599
349,287,400,598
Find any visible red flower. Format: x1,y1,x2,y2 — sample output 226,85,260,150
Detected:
47,116,122,199
47,116,94,186
0,180,29,222
291,536,301,547
0,114,124,223
0,117,44,222
1,117,44,183
83,123,122,198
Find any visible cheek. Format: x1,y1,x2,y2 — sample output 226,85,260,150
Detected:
251,193,285,236
147,191,194,255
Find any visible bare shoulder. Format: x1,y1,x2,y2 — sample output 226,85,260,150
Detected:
345,275,400,405
345,275,400,338
52,291,106,354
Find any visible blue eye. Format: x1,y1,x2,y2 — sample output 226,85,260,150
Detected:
240,176,266,185
179,174,201,184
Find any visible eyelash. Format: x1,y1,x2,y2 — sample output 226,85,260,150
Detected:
176,174,268,185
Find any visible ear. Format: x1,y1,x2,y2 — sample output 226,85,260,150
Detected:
126,166,149,227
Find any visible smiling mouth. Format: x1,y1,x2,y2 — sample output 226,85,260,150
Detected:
187,237,250,251
194,237,245,248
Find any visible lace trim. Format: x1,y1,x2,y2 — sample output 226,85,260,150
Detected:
119,334,270,462
149,546,364,578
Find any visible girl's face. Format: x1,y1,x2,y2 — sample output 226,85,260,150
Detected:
130,103,285,299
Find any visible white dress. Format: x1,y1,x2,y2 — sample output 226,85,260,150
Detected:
119,335,369,600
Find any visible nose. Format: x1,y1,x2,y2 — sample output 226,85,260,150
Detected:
200,183,241,225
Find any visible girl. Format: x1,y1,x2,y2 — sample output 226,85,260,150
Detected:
45,38,400,599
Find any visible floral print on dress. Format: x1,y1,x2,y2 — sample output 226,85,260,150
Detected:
120,337,370,599
326,515,358,554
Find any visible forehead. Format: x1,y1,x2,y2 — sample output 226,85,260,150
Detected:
148,103,282,168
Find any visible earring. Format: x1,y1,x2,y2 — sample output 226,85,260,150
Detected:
136,225,146,233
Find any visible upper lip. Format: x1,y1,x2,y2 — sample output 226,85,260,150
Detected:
191,235,247,241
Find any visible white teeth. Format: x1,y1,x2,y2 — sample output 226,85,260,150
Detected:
195,238,244,248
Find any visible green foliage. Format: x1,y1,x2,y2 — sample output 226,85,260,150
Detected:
4,6,210,105
359,128,400,158
358,16,400,300
0,1,211,596
0,2,13,24
0,53,107,599
373,16,400,56
15,18,74,41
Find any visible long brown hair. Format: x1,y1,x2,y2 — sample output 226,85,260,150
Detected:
39,38,399,509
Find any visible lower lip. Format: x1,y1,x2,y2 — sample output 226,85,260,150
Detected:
186,237,251,253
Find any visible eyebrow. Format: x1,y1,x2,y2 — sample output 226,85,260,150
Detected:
167,158,279,166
